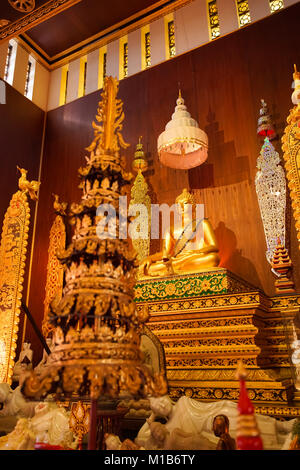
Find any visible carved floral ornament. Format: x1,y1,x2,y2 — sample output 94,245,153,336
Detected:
0,20,10,28
8,0,35,13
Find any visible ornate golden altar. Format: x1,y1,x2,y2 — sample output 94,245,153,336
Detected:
135,267,300,418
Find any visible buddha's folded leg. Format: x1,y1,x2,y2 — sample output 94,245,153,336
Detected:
172,252,220,273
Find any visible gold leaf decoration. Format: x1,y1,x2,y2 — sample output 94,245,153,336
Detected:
86,77,130,155
281,66,300,247
0,190,30,384
42,211,66,338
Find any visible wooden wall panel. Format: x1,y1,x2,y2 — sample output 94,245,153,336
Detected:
0,83,44,225
26,4,300,359
0,82,45,360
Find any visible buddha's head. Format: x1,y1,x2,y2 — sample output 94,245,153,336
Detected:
175,189,195,210
212,414,230,437
175,189,196,220
149,395,173,418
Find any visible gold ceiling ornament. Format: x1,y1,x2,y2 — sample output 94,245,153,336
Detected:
0,1,81,44
129,137,151,266
282,65,300,247
8,0,35,13
0,167,39,384
22,76,168,402
42,194,67,338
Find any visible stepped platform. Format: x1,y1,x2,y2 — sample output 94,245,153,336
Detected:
135,268,300,418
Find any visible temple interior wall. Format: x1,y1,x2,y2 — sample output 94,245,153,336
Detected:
0,82,45,355
46,0,300,111
0,4,300,363
1,1,299,114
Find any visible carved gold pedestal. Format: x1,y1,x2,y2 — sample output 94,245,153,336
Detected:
135,268,300,418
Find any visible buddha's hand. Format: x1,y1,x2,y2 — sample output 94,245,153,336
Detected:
139,256,153,275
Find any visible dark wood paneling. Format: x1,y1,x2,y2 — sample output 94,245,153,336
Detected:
27,4,300,359
0,82,44,224
27,0,171,57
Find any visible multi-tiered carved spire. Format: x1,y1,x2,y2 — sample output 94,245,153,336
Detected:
23,77,167,401
271,239,295,294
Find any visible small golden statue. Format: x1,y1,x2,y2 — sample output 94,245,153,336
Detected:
139,188,220,278
17,166,40,200
52,193,67,216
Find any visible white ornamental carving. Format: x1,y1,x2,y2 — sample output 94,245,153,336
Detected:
255,137,286,264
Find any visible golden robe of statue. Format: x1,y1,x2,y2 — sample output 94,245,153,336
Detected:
139,189,220,278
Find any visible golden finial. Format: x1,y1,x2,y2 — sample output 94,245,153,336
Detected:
86,76,130,156
236,359,247,380
177,88,184,105
132,135,148,173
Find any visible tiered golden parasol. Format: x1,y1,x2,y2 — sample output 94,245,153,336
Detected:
22,77,167,420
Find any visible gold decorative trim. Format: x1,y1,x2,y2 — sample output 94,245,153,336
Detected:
158,136,208,153
282,101,300,246
0,190,31,384
137,292,271,317
166,368,283,382
168,385,290,404
129,138,151,265
254,405,300,418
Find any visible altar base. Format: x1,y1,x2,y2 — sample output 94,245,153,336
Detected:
135,268,300,418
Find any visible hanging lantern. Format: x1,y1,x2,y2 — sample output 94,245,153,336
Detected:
157,90,208,170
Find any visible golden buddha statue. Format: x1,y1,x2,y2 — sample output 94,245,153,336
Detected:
139,189,220,278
